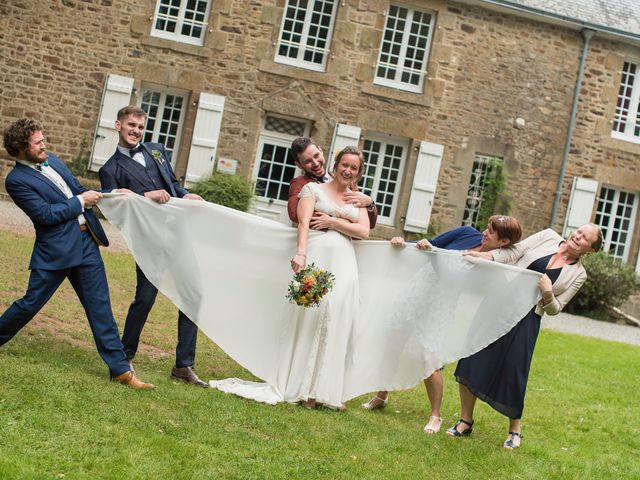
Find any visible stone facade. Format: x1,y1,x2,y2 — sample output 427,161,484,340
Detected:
1,1,639,262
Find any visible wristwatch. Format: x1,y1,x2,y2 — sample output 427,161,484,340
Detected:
367,201,376,212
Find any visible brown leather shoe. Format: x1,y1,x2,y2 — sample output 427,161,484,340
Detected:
112,370,155,390
171,366,208,388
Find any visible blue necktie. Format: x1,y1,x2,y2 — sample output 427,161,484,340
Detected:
35,160,49,171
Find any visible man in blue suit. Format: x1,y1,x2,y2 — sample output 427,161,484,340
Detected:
99,106,208,387
0,118,154,389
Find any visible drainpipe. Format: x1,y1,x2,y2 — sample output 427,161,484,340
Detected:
549,28,595,229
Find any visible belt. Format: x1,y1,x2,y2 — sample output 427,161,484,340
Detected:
79,224,88,231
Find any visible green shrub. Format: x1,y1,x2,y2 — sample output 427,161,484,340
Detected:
565,251,639,318
69,136,90,177
474,157,512,231
190,173,254,212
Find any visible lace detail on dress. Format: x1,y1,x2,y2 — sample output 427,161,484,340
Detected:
299,182,360,223
298,302,331,402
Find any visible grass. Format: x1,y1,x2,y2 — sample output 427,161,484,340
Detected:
0,229,638,479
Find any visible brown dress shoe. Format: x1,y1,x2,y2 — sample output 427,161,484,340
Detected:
112,370,155,390
171,366,208,388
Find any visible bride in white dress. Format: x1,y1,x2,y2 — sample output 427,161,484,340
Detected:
212,147,370,409
99,170,544,412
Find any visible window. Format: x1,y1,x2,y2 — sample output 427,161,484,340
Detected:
254,116,309,202
140,88,187,165
374,4,435,93
612,61,640,144
151,0,212,46
275,0,338,72
462,154,503,229
359,136,408,224
594,186,638,262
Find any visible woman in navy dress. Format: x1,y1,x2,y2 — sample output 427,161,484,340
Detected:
362,215,523,435
447,224,603,449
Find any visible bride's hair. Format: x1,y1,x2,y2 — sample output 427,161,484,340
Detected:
333,146,365,183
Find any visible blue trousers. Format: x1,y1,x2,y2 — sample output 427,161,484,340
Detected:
121,264,198,368
0,231,130,376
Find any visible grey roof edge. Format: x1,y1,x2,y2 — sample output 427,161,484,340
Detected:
459,0,640,45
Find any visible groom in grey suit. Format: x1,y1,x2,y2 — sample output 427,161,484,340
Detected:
99,105,208,387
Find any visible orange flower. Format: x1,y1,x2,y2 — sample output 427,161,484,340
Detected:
303,276,316,287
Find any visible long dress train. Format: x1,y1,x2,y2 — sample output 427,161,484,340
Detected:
97,193,543,406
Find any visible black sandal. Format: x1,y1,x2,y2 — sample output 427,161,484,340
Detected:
446,418,474,437
503,431,523,449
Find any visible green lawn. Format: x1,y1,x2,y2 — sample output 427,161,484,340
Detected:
0,230,638,479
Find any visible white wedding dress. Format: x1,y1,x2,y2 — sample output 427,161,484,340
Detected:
211,182,362,407
97,193,543,408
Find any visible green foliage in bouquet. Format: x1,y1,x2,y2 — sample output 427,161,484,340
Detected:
287,263,336,308
565,251,639,319
190,173,254,212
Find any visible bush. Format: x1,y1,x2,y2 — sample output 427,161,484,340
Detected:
190,173,254,212
474,157,511,231
565,251,639,318
68,136,90,178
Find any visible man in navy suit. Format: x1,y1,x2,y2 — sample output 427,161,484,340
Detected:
99,106,208,387
0,118,153,389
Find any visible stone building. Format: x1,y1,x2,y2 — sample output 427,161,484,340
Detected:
1,0,639,265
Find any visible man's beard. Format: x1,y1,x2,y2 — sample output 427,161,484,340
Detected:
25,150,47,163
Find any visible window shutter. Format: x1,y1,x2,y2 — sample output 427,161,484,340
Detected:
562,177,598,237
185,92,226,185
404,140,444,233
327,123,361,171
88,74,134,172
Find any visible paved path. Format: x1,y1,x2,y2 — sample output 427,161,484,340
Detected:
0,197,130,253
542,312,640,346
1,200,639,346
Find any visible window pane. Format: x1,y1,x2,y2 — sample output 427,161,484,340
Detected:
153,0,210,43
360,137,405,220
462,155,503,229
140,88,185,162
594,186,637,260
613,61,640,138
375,3,433,90
276,0,337,70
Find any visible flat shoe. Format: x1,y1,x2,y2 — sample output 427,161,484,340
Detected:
446,418,473,437
503,431,522,449
423,415,443,434
361,395,388,411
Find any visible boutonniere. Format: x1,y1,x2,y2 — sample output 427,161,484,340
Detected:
151,150,164,164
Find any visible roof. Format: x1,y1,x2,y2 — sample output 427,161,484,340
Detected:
472,0,640,41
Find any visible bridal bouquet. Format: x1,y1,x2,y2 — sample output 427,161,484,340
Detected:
286,263,335,308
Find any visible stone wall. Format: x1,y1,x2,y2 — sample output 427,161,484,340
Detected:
1,0,639,258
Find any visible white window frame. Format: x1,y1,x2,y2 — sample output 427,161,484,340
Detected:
151,0,212,46
461,154,503,228
139,85,188,167
359,134,409,225
252,116,310,205
275,0,338,72
594,185,638,262
374,3,435,93
612,61,640,145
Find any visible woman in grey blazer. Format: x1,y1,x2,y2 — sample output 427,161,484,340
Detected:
446,223,603,449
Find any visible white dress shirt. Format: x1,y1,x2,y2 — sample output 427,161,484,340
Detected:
19,160,86,225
